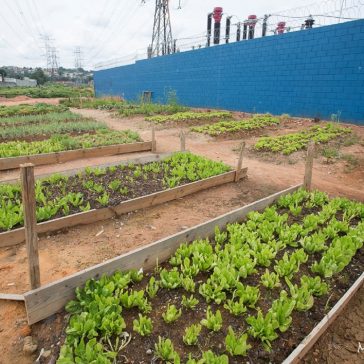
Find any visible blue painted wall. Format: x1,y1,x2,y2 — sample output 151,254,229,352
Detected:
94,20,364,124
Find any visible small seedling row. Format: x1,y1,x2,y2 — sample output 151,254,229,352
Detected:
51,188,363,363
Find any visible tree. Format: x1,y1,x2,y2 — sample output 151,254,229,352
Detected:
30,68,48,85
0,68,6,82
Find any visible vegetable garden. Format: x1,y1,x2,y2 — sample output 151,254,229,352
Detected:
0,152,230,232
254,124,352,155
0,84,93,98
145,111,232,124
0,103,147,165
55,188,363,363
60,98,188,117
0,103,68,118
191,115,280,136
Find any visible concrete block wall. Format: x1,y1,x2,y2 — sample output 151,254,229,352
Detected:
94,19,364,124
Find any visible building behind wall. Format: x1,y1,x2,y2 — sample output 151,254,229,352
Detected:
0,77,37,88
94,19,364,124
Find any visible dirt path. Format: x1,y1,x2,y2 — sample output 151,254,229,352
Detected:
0,107,363,363
0,97,61,106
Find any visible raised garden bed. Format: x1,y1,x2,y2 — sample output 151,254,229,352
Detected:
191,114,280,137
146,111,232,125
18,185,364,363
0,152,247,247
254,123,351,155
0,130,146,170
0,103,68,118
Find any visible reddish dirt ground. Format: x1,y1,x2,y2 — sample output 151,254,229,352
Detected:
0,104,363,363
0,96,61,105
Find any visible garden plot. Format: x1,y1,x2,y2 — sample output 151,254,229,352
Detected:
254,123,352,155
146,111,232,126
191,114,280,137
0,112,109,142
0,84,93,99
61,98,189,117
0,104,152,170
39,187,363,363
0,103,68,117
0,152,240,237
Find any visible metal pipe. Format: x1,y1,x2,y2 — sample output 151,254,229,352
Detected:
225,16,232,44
207,13,213,47
213,7,223,45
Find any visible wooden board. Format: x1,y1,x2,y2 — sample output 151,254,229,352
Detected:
1,152,174,185
24,184,301,325
282,272,364,364
0,141,153,171
0,293,25,301
0,168,247,248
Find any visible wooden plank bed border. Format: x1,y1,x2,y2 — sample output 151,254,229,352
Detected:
0,168,248,248
0,141,153,171
282,272,364,364
24,184,301,325
0,293,25,301
0,152,175,185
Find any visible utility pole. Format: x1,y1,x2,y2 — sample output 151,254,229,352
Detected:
150,0,173,57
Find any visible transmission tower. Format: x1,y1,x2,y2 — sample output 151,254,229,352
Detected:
50,47,59,78
149,0,173,57
41,34,53,72
74,46,83,69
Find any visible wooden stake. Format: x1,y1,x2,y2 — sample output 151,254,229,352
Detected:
151,126,156,152
304,141,315,191
20,163,40,289
180,130,186,152
235,142,246,182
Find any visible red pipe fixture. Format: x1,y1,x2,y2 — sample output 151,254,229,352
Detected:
247,15,258,39
213,7,223,23
276,21,286,34
213,7,223,45
247,15,258,28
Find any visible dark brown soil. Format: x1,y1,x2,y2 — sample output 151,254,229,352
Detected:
0,157,229,233
32,203,364,364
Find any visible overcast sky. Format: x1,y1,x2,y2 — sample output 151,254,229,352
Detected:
0,0,351,70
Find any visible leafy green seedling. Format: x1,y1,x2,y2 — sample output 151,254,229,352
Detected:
201,307,223,332
133,314,153,336
162,304,182,323
183,324,202,346
225,326,251,356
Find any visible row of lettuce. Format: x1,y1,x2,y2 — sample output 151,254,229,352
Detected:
0,101,352,158
0,153,230,231
57,188,364,363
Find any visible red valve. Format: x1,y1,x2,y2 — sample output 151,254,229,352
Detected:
213,7,223,23
247,15,258,28
276,21,286,34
